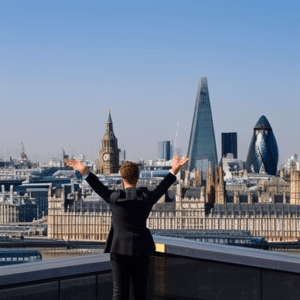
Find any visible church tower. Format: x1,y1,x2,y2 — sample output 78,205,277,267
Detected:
98,111,120,175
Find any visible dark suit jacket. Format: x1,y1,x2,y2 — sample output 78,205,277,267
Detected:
86,172,176,255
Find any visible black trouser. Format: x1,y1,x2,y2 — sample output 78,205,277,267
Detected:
110,253,150,300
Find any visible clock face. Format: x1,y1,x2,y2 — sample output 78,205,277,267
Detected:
103,153,110,161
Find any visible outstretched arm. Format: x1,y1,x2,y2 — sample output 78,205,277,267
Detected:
64,159,112,203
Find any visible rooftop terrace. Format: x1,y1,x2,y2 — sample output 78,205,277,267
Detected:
1,236,300,299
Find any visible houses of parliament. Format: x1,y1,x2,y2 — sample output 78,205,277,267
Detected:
48,99,300,243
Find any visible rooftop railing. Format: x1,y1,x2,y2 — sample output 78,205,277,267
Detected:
1,236,300,299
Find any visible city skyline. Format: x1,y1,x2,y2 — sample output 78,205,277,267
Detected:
0,1,299,166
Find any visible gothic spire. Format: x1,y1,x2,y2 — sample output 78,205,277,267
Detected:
106,110,113,132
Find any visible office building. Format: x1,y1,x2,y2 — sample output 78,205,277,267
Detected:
245,115,278,175
222,132,237,159
158,141,173,161
187,77,218,174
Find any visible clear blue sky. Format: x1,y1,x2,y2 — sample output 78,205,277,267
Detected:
0,0,299,165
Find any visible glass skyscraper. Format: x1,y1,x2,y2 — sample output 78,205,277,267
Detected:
158,141,173,160
245,115,279,175
222,132,237,159
187,77,218,174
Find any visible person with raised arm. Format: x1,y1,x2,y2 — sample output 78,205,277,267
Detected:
65,155,188,300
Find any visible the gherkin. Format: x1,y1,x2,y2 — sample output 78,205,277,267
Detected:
187,77,218,175
245,115,279,175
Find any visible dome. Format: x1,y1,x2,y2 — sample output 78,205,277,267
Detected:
254,115,272,130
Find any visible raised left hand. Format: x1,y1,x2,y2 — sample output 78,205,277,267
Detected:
64,159,87,175
171,155,189,175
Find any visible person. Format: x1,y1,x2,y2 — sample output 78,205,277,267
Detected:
65,155,188,300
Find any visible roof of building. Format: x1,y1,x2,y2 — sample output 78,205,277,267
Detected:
254,115,272,130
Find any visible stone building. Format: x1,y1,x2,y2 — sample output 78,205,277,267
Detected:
47,166,300,243
0,184,46,223
0,186,18,224
215,164,225,205
98,111,120,175
48,184,111,241
0,203,18,224
290,165,300,205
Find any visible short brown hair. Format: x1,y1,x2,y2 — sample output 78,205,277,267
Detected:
120,161,139,185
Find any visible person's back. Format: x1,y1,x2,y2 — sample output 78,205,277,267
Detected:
111,199,150,233
64,155,188,300
109,187,159,256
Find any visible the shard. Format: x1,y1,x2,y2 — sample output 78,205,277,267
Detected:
245,115,279,175
187,77,218,175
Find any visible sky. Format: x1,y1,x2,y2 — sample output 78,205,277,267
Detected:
0,0,299,166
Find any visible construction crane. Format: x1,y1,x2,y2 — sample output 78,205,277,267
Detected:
19,143,28,163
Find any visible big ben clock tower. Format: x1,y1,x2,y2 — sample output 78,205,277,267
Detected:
98,111,120,174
